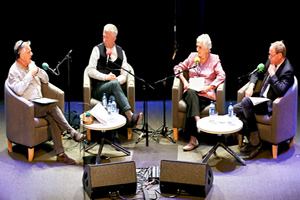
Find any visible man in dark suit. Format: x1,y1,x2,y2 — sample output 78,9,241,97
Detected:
234,41,294,158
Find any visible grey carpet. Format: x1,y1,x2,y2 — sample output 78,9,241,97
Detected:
1,101,300,200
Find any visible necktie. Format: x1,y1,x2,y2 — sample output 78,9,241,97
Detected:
260,65,277,97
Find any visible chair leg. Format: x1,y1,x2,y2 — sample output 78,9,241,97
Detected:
7,140,13,152
28,148,34,162
238,134,243,147
272,145,278,159
86,129,91,141
289,137,294,148
127,128,132,140
173,128,178,141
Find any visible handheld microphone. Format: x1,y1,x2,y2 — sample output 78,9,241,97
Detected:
106,48,112,64
249,63,264,76
42,62,58,76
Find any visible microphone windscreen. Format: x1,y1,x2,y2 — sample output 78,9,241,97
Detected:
194,56,200,63
42,62,49,70
258,63,264,71
106,48,112,56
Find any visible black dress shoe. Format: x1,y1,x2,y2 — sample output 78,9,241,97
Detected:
129,113,143,128
240,142,260,153
248,143,263,159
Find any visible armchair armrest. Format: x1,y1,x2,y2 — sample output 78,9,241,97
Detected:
83,67,92,112
42,82,64,112
172,77,182,125
127,64,135,113
237,82,250,103
216,82,226,115
5,81,36,146
271,81,298,141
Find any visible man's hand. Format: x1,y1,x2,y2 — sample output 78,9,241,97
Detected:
30,65,39,77
245,83,255,97
268,64,276,77
105,72,117,81
245,87,254,97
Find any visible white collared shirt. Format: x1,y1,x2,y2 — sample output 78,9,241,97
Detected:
87,44,128,85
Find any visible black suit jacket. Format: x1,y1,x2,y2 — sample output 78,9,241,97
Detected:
250,58,294,101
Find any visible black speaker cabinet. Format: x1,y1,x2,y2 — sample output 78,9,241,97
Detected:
82,161,137,199
160,160,213,197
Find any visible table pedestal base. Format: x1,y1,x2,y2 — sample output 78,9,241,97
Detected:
201,142,246,166
83,137,130,165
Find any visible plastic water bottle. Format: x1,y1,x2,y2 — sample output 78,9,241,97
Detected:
228,102,234,124
209,101,215,122
111,98,117,118
209,101,215,116
107,99,112,121
102,93,107,109
228,102,233,117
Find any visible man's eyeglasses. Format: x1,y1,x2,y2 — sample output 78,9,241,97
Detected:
269,52,280,59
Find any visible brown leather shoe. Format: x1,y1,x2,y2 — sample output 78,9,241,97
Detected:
70,129,85,142
57,153,76,165
183,139,199,151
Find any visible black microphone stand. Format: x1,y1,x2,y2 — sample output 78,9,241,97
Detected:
55,50,72,124
151,77,175,143
109,61,155,147
152,65,198,142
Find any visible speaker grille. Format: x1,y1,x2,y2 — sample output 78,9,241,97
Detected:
83,161,137,199
89,161,136,187
160,160,213,197
160,160,207,185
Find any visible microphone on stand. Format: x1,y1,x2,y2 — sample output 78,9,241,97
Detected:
194,56,200,67
66,49,72,58
106,48,112,65
42,62,59,76
191,56,200,69
249,63,265,76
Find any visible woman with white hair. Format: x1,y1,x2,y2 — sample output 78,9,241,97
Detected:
173,34,226,151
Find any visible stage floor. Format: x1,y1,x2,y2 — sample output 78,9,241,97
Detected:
1,100,300,200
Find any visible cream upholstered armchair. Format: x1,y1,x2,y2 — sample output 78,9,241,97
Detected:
237,76,298,158
83,63,135,140
5,79,64,161
172,71,226,140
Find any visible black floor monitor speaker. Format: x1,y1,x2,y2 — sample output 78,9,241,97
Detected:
160,160,213,197
82,161,137,199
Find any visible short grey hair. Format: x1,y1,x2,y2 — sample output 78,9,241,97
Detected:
14,40,31,55
196,34,212,50
271,40,286,57
103,24,118,37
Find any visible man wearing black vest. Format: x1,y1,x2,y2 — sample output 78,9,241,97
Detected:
87,24,142,143
233,41,294,158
